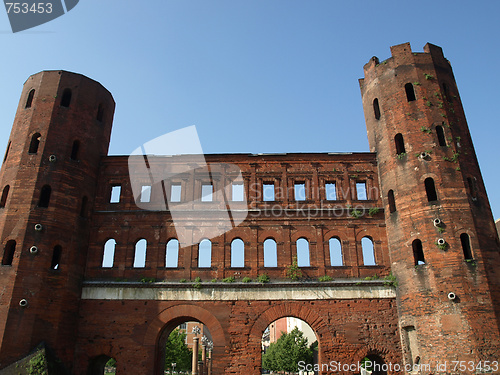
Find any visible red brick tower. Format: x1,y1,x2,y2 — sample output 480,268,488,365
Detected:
360,42,500,370
0,71,114,370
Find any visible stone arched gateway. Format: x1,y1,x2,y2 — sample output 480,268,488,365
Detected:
247,302,334,372
143,304,227,375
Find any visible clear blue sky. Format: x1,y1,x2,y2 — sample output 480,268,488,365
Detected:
1,1,499,219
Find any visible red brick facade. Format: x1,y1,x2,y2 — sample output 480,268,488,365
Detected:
0,43,498,374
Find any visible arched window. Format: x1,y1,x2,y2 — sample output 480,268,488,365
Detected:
2,240,16,266
29,133,41,154
388,189,396,213
435,125,446,146
133,239,147,268
361,237,376,266
60,88,72,107
3,141,11,163
263,238,277,267
231,238,244,268
395,133,406,155
79,196,88,217
198,239,212,268
50,245,62,270
25,89,35,108
38,185,51,207
166,239,179,268
373,98,381,120
460,233,473,260
329,238,343,266
412,239,425,265
296,238,310,267
96,103,104,122
0,185,10,208
102,239,116,268
424,178,437,202
70,140,80,161
405,82,416,102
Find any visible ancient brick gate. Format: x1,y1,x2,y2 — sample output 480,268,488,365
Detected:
76,282,400,374
2,42,500,375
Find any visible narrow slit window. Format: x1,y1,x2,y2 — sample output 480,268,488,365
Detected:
467,177,478,199
356,182,367,200
2,240,16,266
263,183,275,202
232,183,244,202
405,83,416,102
361,237,376,266
70,140,80,160
0,185,10,208
201,184,213,202
395,133,406,155
170,184,181,202
60,88,72,107
96,103,104,122
443,83,451,102
3,141,11,163
198,239,212,268
79,196,88,217
140,185,151,203
373,98,381,120
263,238,277,268
102,239,116,268
325,182,336,200
166,239,179,268
38,185,51,208
294,182,306,201
231,238,245,268
424,178,437,202
329,238,343,266
25,89,35,108
460,233,473,260
412,239,425,265
296,238,310,267
29,133,41,154
436,126,447,146
50,245,62,270
110,185,121,203
133,239,147,268
388,189,396,213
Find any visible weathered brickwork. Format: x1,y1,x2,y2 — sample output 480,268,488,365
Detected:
0,43,498,374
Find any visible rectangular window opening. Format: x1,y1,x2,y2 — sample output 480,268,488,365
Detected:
170,184,182,202
263,183,275,202
356,182,367,200
294,182,306,201
140,185,151,203
232,183,244,202
325,182,337,200
201,184,213,202
110,185,121,203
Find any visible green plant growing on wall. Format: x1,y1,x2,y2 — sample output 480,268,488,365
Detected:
258,274,270,283
286,257,302,281
319,275,333,282
436,242,448,251
425,101,433,107
420,126,432,134
368,207,380,217
222,276,235,283
424,73,434,80
28,351,48,375
242,277,252,283
396,152,407,160
192,276,202,289
383,273,398,287
350,209,363,218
